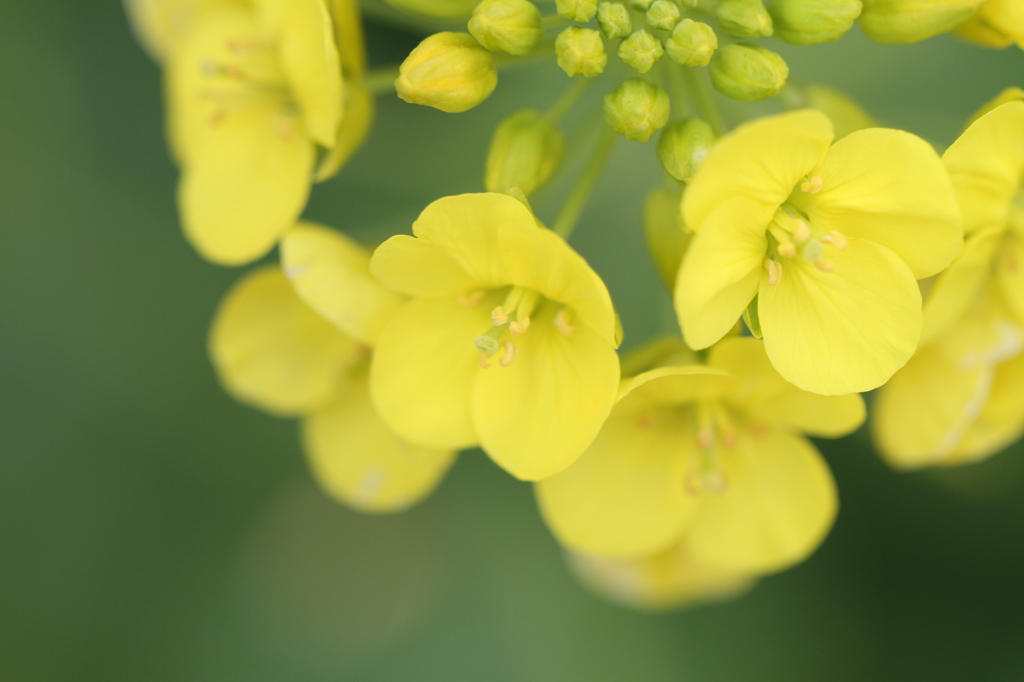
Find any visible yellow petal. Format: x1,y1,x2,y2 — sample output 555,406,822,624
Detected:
370,296,488,450
955,12,1015,47
370,235,478,298
920,225,1004,346
179,105,315,265
535,388,697,557
997,231,1024,326
792,128,963,279
759,237,922,395
683,110,833,231
302,377,457,513
281,222,404,345
688,427,838,574
949,352,1024,464
965,87,1024,129
472,306,620,481
327,0,368,76
617,365,735,408
498,221,618,346
126,0,248,62
943,101,1024,235
566,540,756,612
315,81,375,181
208,266,362,416
967,0,1024,47
674,197,773,350
709,337,865,437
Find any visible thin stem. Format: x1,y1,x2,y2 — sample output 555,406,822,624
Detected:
494,41,556,71
546,77,592,124
363,66,400,95
551,127,618,239
683,66,725,134
665,61,689,117
541,14,570,30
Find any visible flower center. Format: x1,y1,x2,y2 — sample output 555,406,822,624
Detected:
464,286,575,369
684,401,734,496
761,176,848,285
198,38,296,127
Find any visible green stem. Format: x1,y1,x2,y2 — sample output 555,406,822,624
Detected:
664,60,689,117
551,127,618,239
494,41,557,71
683,66,725,134
541,14,571,30
546,77,592,124
363,66,400,95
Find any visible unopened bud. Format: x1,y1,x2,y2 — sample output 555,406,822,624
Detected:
657,118,716,183
604,78,671,142
629,0,654,9
557,0,599,22
597,2,632,38
644,186,691,290
485,110,566,195
769,0,862,44
781,84,874,139
716,0,773,38
859,0,986,43
556,27,608,77
618,30,664,73
647,0,681,29
710,44,788,101
469,0,543,55
665,19,718,66
396,32,497,113
383,0,479,18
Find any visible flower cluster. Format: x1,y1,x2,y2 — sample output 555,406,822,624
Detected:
128,0,1024,611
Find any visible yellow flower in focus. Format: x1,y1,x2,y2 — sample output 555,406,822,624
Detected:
675,109,962,395
209,227,454,513
956,0,1024,48
369,193,621,481
536,337,864,574
167,0,349,265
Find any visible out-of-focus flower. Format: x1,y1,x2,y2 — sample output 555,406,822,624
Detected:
956,0,1024,48
860,0,986,43
124,0,247,61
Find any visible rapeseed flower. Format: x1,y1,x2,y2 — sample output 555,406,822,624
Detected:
956,0,1024,48
369,193,620,481
537,336,864,574
675,109,962,395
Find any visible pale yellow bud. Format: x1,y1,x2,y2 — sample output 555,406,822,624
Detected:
665,19,718,66
556,27,608,77
709,43,788,101
597,2,632,38
657,118,716,183
604,78,671,142
557,0,599,22
396,32,498,113
717,0,773,37
469,0,543,55
769,0,862,44
647,0,681,29
485,110,566,195
618,30,664,73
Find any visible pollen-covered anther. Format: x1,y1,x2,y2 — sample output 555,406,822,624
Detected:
777,241,797,258
554,309,575,337
815,259,836,273
793,219,811,244
801,175,823,193
498,341,519,367
478,353,492,369
491,306,509,325
821,230,848,250
764,258,783,286
458,290,486,307
509,316,531,335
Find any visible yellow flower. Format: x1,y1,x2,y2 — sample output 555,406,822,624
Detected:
124,0,247,61
167,0,349,265
369,193,621,481
956,0,1024,48
209,226,454,513
675,109,962,395
536,336,864,574
566,540,757,611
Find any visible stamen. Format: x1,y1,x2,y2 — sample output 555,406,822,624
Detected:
458,290,486,307
554,309,575,336
696,403,715,449
498,341,519,367
478,353,492,369
814,259,836,273
820,230,848,250
777,242,797,258
509,317,531,335
793,219,811,244
491,306,509,326
801,175,823,193
763,259,783,286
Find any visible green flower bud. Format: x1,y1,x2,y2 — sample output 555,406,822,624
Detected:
647,0,681,29
469,0,543,55
557,0,599,22
597,2,632,38
556,27,608,77
604,78,671,142
657,118,716,183
618,30,664,73
716,0,774,37
485,110,566,195
628,0,654,9
383,0,479,18
781,84,874,138
678,0,699,7
396,32,498,113
769,0,862,44
709,43,788,101
860,0,986,43
665,19,718,66
644,185,691,290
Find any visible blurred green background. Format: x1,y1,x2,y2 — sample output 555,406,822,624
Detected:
2,2,1024,680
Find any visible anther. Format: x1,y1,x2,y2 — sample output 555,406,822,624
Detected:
777,242,797,258
498,341,519,367
554,309,575,337
801,175,823,193
491,306,509,326
793,219,811,244
478,353,492,369
509,317,531,335
764,258,783,286
814,259,836,273
821,230,848,250
458,290,486,307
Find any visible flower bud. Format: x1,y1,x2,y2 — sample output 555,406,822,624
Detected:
644,186,691,290
769,0,862,44
604,78,671,142
710,44,788,101
781,84,874,138
383,0,479,18
665,19,718,66
859,0,986,43
647,0,681,29
657,118,716,183
469,0,543,55
618,30,664,73
557,0,599,22
396,33,498,113
629,0,654,9
716,0,774,38
597,2,633,38
556,27,608,77
485,110,566,195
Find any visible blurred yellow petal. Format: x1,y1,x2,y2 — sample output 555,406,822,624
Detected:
535,389,696,557
759,238,922,395
618,365,735,408
302,378,456,513
674,197,773,350
328,0,368,75
688,427,837,574
315,82,375,181
209,267,362,416
281,223,404,345
955,14,1015,47
125,0,248,61
950,352,1024,464
709,337,865,438
792,128,962,279
179,106,315,265
370,297,488,450
473,306,620,480
959,0,1024,47
965,87,1024,129
997,232,1024,325
370,235,478,298
683,110,833,230
943,101,1024,235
